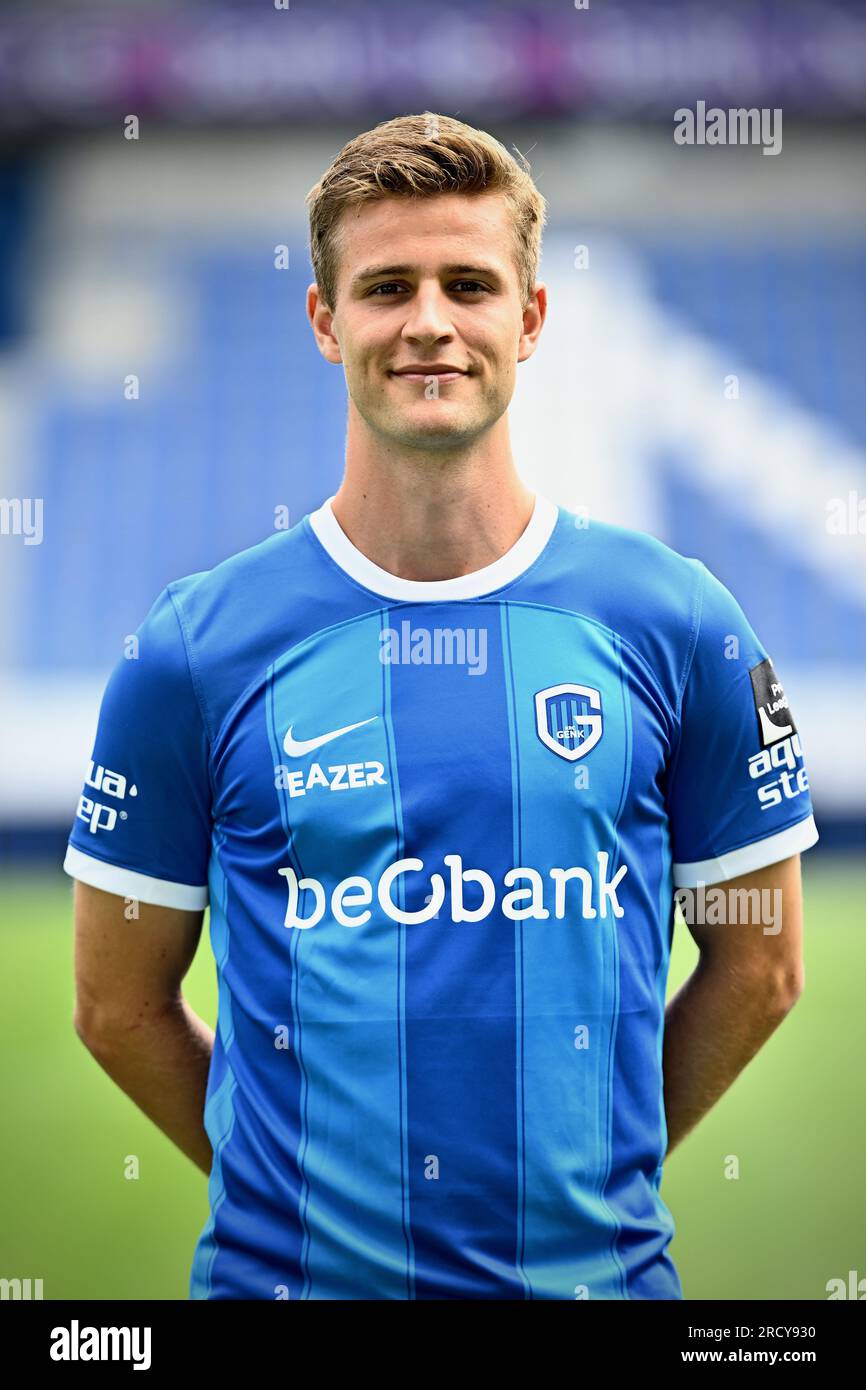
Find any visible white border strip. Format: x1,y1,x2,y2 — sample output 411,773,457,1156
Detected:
673,814,820,887
307,492,560,601
63,845,209,911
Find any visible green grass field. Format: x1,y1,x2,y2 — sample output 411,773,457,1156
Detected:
1,857,863,1300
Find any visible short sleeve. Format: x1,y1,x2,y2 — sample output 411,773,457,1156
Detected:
667,561,819,887
63,584,212,909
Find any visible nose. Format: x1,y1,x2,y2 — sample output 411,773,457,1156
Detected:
400,281,454,345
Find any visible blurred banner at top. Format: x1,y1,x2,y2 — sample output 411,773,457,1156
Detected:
0,0,864,129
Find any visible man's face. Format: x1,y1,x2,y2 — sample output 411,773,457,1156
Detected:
309,191,545,452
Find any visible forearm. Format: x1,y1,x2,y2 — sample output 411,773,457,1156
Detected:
662,959,798,1157
78,996,215,1175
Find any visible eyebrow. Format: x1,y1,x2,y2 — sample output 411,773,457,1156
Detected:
351,263,503,287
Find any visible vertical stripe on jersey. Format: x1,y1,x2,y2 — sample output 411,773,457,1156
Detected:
268,611,411,1298
604,740,682,1301
190,828,238,1299
501,603,631,1299
387,601,523,1298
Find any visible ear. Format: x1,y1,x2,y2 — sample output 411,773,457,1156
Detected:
307,282,343,365
517,282,547,365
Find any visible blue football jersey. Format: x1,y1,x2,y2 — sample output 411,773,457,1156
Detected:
63,492,818,1300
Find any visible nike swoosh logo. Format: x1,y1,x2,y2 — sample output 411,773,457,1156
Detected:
283,716,378,758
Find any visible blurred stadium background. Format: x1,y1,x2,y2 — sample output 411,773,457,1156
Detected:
0,0,864,1300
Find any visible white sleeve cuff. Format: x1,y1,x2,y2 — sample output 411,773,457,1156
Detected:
672,814,819,887
63,845,209,911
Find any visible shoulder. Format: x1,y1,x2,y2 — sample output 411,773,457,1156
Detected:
124,520,308,690
130,519,323,742
165,521,307,621
539,507,758,718
549,506,708,634
142,519,325,673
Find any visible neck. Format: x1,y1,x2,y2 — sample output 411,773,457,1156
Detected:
330,415,535,582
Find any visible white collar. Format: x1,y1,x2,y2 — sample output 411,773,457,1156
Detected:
307,491,559,601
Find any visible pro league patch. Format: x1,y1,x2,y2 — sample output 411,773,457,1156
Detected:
749,657,797,747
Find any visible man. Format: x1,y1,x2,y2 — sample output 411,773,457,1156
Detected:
65,112,818,1300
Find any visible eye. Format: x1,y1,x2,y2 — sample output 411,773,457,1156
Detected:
368,279,492,297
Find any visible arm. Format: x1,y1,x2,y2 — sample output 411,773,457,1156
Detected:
662,852,804,1157
72,879,215,1175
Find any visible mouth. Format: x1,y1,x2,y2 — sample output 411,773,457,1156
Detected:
390,366,469,385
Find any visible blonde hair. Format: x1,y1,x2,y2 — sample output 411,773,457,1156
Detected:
305,112,547,310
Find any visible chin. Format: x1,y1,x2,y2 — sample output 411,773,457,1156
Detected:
393,422,475,451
